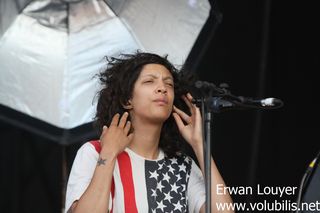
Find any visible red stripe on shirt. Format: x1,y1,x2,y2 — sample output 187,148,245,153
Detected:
117,151,138,213
90,140,101,153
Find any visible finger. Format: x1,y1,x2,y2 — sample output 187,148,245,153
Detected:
110,113,120,126
182,95,193,110
186,93,194,102
102,125,108,135
173,105,191,124
100,125,108,140
124,121,131,135
172,112,186,131
194,106,202,126
182,95,196,116
118,112,129,128
185,93,198,108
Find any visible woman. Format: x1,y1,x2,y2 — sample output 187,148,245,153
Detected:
65,52,233,213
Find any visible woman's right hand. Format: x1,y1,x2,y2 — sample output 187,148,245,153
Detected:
99,112,133,156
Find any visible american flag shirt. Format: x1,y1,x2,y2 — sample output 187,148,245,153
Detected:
65,141,206,213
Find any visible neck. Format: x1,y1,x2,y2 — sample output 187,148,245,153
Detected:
128,117,163,160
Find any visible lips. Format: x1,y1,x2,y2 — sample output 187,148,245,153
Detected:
153,98,168,105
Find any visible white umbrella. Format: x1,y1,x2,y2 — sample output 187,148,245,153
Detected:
0,0,210,144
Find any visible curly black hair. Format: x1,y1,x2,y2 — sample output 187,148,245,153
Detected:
94,51,195,157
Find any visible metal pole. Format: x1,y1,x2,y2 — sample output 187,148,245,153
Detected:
205,111,212,213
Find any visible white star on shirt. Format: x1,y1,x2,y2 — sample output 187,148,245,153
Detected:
158,163,164,170
181,183,186,191
149,170,159,180
164,191,173,202
186,173,190,179
170,157,178,164
171,182,180,193
157,181,164,192
181,194,186,200
184,157,191,163
156,200,166,211
179,164,186,173
168,165,175,174
176,174,181,182
163,172,170,183
151,189,157,197
173,201,183,211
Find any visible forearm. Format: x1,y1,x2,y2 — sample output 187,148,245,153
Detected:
193,145,234,213
72,151,117,213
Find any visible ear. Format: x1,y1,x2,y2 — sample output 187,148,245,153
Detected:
122,100,133,110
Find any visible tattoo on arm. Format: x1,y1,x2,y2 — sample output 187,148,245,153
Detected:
97,157,107,166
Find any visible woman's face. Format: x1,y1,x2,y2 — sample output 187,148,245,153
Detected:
128,63,175,124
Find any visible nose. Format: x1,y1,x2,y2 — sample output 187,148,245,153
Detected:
156,82,167,94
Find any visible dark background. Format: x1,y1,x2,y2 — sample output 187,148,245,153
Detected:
1,0,319,212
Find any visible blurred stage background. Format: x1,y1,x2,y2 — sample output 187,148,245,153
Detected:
1,0,319,212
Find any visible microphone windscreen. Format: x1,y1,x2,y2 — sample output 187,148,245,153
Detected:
194,81,203,89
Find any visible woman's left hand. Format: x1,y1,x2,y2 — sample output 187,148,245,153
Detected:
172,93,203,149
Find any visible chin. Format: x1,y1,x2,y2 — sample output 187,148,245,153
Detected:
151,112,171,123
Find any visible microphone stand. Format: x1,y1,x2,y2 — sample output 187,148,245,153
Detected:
195,85,220,213
199,97,214,213
194,81,284,213
197,83,239,213
204,109,212,213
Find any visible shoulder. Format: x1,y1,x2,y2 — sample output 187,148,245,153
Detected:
86,140,101,153
78,140,100,152
67,141,101,179
73,140,101,162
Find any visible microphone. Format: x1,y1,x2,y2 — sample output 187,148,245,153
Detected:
237,96,284,108
192,96,284,113
193,80,283,112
